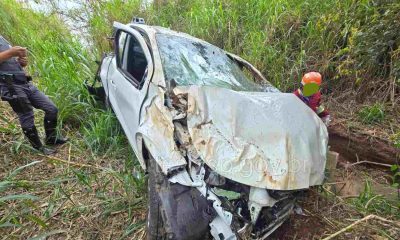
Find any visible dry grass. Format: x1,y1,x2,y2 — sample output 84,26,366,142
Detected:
0,102,147,239
325,89,400,143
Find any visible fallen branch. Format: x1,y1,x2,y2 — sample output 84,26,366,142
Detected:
324,181,347,185
350,160,392,168
322,214,400,240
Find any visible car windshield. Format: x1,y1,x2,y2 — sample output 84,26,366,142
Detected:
156,33,278,92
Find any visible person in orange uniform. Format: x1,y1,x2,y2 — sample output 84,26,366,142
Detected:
294,72,331,126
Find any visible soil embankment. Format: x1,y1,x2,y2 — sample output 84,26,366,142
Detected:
328,123,399,165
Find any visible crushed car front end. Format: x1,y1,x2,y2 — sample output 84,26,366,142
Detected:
138,83,328,239
165,85,328,239
140,26,328,239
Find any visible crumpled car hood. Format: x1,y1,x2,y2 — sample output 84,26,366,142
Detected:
180,85,328,190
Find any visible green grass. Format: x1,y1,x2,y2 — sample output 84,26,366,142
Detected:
350,180,400,218
82,110,127,156
81,0,400,95
392,132,400,149
358,103,386,124
0,0,134,157
0,0,145,238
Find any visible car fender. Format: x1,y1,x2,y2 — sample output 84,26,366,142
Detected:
135,84,187,175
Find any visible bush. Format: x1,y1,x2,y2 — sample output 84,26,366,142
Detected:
0,0,94,124
358,103,385,124
77,0,399,100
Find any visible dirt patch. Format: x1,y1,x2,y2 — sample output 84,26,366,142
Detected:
270,211,326,239
269,190,352,240
270,187,400,240
328,123,399,165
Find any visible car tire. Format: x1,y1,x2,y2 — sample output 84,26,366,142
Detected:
147,155,166,240
146,155,213,240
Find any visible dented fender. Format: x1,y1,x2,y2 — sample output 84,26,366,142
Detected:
137,83,187,174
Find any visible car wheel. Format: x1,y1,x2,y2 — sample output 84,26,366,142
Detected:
146,154,213,240
147,155,166,239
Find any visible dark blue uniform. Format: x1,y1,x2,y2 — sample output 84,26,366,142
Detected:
0,35,66,152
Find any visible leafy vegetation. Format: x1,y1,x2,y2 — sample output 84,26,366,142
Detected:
79,0,400,96
0,0,134,157
0,0,144,238
392,132,400,148
358,103,386,124
350,180,399,217
391,165,400,188
78,0,399,145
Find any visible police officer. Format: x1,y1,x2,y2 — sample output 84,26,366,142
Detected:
0,35,67,154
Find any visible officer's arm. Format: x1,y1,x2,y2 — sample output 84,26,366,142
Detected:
0,49,13,63
0,46,27,64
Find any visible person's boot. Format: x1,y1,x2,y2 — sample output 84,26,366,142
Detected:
44,118,68,145
23,127,56,155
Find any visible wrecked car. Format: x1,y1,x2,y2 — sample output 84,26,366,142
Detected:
93,21,329,240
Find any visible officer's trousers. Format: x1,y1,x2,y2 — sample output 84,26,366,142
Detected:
0,83,58,129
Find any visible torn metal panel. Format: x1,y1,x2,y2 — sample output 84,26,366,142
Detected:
182,85,328,190
191,166,236,240
168,170,202,187
138,84,187,174
174,121,202,165
210,217,236,240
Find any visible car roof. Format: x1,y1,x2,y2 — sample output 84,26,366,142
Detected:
127,23,211,45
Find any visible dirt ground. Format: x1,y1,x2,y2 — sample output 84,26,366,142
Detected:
328,124,399,166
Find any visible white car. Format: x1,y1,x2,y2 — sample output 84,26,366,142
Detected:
92,20,329,240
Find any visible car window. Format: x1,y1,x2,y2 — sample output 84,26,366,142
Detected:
156,33,278,92
116,31,148,87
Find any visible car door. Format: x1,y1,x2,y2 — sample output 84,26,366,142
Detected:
107,23,154,152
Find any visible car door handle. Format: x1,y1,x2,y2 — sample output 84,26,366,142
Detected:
110,79,116,88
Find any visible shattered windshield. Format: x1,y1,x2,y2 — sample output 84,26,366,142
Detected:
156,33,277,92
